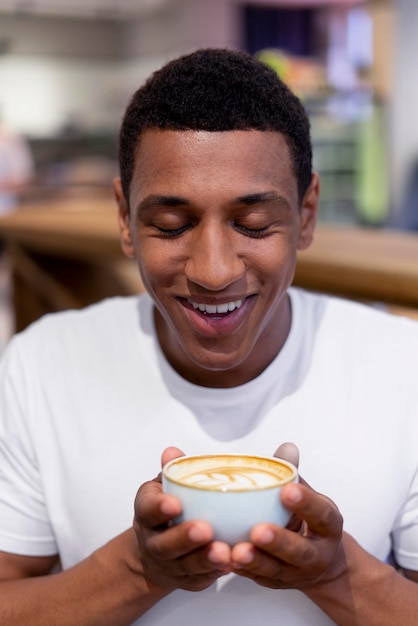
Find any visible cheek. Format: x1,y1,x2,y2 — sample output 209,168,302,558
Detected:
252,240,297,277
135,242,183,290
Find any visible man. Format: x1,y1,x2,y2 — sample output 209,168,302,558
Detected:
0,48,417,625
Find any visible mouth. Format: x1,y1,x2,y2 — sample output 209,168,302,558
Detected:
176,295,255,337
189,299,243,315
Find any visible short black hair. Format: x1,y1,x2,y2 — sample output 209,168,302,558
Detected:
119,48,312,207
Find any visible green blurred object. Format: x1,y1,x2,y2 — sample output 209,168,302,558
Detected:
355,101,390,225
256,49,291,83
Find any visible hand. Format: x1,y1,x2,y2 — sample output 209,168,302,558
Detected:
230,443,345,591
133,447,232,592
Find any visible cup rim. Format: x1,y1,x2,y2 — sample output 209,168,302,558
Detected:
162,453,298,492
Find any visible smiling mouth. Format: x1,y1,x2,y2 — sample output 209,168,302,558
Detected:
189,299,243,315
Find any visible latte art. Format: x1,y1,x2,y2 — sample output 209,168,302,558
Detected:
181,465,287,491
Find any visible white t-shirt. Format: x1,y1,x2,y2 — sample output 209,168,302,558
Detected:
0,288,417,625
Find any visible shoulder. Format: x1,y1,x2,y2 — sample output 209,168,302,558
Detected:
291,286,418,329
5,294,152,361
290,287,418,356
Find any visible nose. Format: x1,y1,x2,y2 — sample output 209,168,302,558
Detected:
184,223,245,291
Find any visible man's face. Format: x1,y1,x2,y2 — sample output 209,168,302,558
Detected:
116,129,318,387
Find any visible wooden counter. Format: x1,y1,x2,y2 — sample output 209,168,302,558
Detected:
0,195,122,259
294,225,418,310
0,196,417,330
0,194,143,331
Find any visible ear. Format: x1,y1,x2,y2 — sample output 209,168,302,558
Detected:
297,172,319,251
114,177,135,259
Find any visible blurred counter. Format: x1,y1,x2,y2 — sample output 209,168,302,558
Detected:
0,194,143,331
294,226,418,313
0,196,417,331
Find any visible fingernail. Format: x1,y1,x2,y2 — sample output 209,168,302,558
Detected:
207,549,223,564
284,483,303,504
188,525,208,543
160,500,174,515
255,527,274,545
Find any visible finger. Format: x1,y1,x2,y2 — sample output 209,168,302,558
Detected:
273,443,301,532
135,480,182,529
146,519,215,560
143,535,231,593
174,544,232,592
280,482,342,539
250,523,316,567
206,541,233,570
233,524,311,568
233,522,337,587
273,442,299,468
161,446,186,468
231,540,288,583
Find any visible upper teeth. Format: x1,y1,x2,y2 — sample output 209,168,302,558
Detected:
191,299,242,314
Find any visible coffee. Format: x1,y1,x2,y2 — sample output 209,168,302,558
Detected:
168,455,293,492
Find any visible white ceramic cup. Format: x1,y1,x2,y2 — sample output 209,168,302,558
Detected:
162,453,298,545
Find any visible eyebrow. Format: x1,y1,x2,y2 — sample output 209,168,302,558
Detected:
235,191,291,209
136,191,291,215
137,194,189,213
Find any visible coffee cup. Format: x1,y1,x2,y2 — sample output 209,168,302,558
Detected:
162,453,298,545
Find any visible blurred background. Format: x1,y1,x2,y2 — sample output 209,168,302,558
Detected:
0,0,407,225
0,0,417,344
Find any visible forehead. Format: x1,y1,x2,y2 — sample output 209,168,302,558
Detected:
129,129,298,207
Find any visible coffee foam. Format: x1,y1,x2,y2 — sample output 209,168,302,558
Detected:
180,466,283,491
165,454,295,492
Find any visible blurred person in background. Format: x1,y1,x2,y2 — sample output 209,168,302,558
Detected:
0,114,34,216
0,49,416,626
0,115,33,348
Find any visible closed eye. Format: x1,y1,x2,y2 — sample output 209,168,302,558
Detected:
234,222,273,238
155,223,192,238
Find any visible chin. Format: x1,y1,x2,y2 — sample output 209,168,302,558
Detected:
187,347,250,373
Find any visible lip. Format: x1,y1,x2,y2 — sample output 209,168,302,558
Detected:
177,295,256,337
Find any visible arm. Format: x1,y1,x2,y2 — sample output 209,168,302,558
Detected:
0,447,231,625
305,531,418,626
0,529,167,625
230,481,418,626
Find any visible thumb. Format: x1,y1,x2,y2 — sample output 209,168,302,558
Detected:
161,446,186,468
273,442,303,532
273,442,300,469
